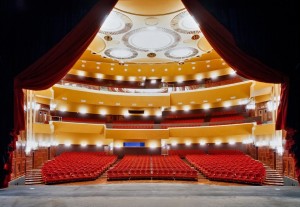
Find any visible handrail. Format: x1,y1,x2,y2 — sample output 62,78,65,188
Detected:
56,76,246,94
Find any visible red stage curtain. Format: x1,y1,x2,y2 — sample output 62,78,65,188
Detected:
182,0,299,182
0,0,117,189
14,0,117,133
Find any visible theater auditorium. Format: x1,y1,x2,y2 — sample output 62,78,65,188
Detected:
1,0,300,206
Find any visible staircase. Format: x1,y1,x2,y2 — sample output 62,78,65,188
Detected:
263,166,284,186
25,169,43,185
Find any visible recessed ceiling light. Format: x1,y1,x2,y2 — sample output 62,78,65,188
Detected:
81,64,85,67
110,63,115,66
203,104,210,110
110,68,114,70
96,62,100,65
190,101,195,104
96,74,103,79
183,106,190,111
203,100,208,103
151,79,156,84
196,74,202,81
206,60,211,63
62,97,67,100
210,72,218,79
230,70,236,75
224,102,231,108
98,101,104,104
222,62,226,65
148,103,153,106
230,96,236,99
151,69,155,72
129,77,136,81
132,103,137,106
192,66,196,70
207,65,210,68
78,71,85,76
178,102,182,105
216,98,221,102
81,99,86,103
115,103,120,106
116,76,123,81
178,67,182,71
124,68,127,72
164,68,168,71
138,69,141,72
191,62,196,64
96,66,100,69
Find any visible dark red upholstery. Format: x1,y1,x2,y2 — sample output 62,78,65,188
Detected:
42,152,117,184
186,154,266,185
107,155,197,181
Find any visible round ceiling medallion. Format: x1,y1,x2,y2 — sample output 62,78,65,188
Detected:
122,27,180,52
99,11,133,35
171,11,200,34
104,48,138,59
165,47,198,59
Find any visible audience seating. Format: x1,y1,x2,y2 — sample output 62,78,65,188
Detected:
42,152,117,184
62,117,105,124
112,121,154,129
161,119,204,128
107,155,197,181
168,150,205,158
186,153,266,185
208,150,245,155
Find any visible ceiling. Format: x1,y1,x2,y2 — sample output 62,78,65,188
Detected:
88,8,212,63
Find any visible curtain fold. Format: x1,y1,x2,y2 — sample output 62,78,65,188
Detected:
182,0,300,182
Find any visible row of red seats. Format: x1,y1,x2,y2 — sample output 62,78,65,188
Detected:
107,155,198,181
161,119,204,129
62,117,105,124
112,121,154,129
205,76,243,88
112,125,153,129
168,150,205,157
186,154,266,185
210,115,245,122
42,152,117,184
208,150,245,155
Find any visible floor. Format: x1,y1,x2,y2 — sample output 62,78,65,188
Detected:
1,182,300,207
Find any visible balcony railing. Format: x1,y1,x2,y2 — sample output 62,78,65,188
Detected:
56,76,247,94
47,116,262,128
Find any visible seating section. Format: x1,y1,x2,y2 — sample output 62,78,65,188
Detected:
112,120,154,129
42,152,117,184
168,150,205,157
186,154,266,185
208,150,245,155
107,155,198,181
161,119,204,128
62,117,105,124
210,115,245,123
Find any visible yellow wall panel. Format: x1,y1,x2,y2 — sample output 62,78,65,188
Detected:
105,129,169,139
